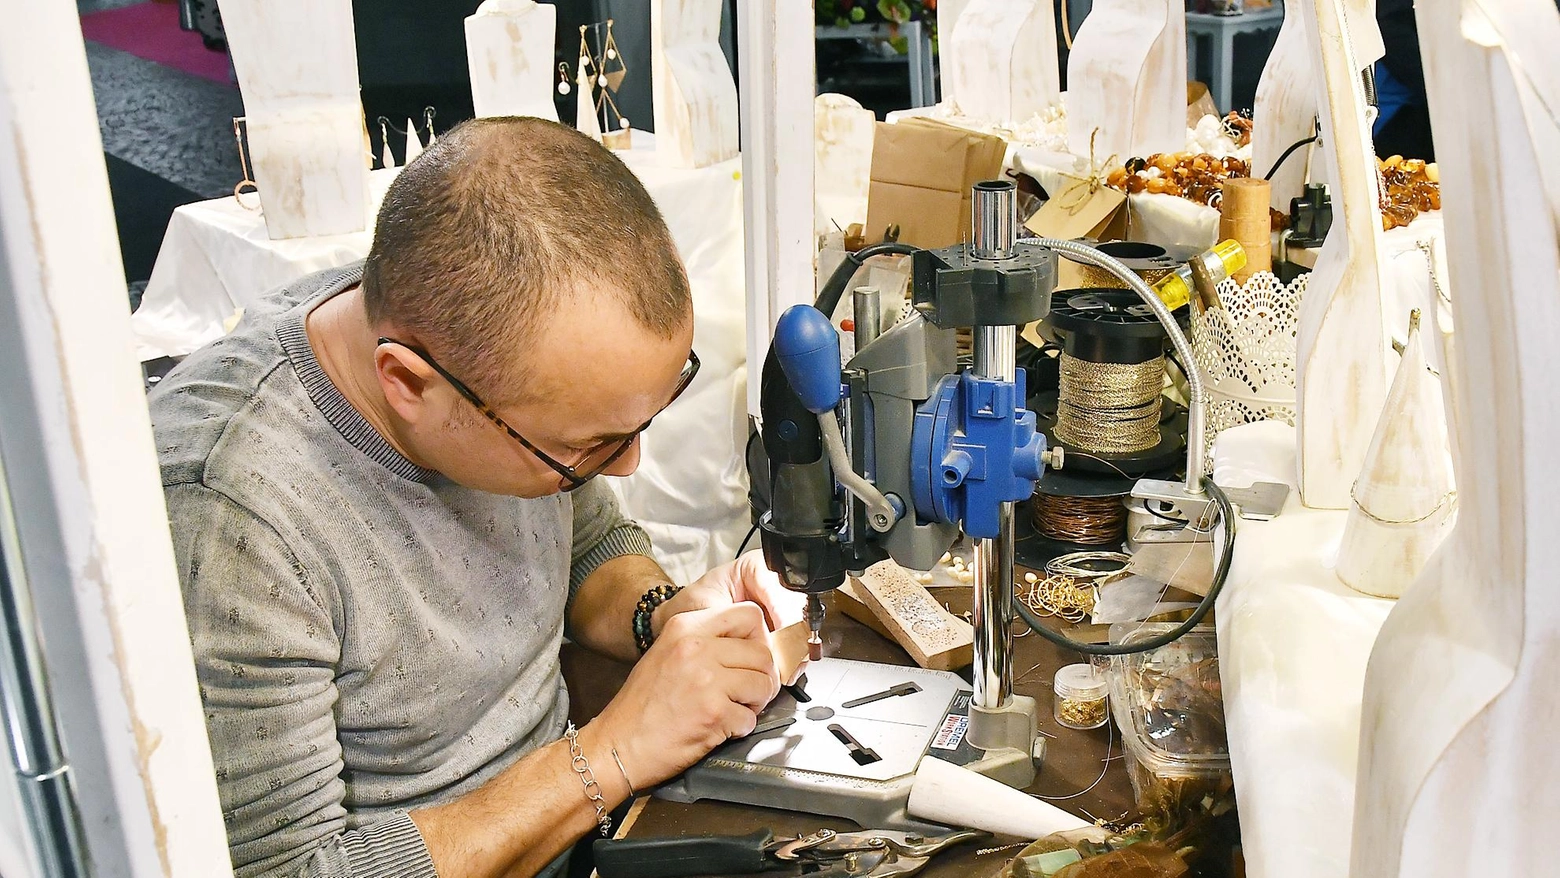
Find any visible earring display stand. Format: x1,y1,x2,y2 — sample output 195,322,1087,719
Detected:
578,20,633,150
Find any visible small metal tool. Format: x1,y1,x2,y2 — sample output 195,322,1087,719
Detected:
747,716,799,738
841,682,922,709
783,674,812,704
594,827,988,878
827,723,881,766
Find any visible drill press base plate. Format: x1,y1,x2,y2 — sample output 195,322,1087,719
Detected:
656,658,994,831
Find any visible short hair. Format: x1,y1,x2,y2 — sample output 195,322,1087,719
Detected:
362,117,691,403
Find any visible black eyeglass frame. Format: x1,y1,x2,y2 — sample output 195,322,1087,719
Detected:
378,337,700,491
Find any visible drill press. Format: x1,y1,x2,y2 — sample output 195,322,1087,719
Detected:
658,182,1062,827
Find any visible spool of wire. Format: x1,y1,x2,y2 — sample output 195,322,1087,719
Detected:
1062,241,1199,290
1054,354,1165,453
1032,491,1130,546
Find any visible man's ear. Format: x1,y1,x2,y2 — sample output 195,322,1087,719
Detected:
375,343,438,425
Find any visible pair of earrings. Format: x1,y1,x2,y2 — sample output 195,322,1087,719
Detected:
377,107,438,170
557,20,630,133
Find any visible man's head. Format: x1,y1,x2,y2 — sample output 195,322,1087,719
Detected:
361,117,695,497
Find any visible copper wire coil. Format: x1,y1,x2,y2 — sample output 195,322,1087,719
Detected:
1031,492,1130,546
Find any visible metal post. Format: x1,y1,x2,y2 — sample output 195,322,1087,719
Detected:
969,181,1017,711
0,450,89,878
852,286,882,349
970,181,1016,260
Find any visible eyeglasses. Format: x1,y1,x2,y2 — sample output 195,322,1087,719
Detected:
378,338,700,492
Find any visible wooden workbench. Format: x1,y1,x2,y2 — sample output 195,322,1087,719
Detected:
561,587,1133,877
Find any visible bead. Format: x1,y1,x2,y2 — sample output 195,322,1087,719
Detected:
619,117,630,129
607,47,617,60
558,82,570,95
598,74,608,87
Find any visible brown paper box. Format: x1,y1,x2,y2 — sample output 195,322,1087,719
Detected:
865,118,1006,250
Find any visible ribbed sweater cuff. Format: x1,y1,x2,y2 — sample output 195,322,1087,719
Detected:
569,524,655,600
342,811,437,878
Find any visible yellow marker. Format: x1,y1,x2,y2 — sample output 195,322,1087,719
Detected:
1148,239,1247,310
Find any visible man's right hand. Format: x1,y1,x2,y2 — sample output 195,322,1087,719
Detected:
586,602,782,791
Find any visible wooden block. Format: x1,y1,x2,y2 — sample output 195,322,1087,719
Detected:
769,620,811,685
1220,178,1273,281
850,562,974,671
830,582,896,642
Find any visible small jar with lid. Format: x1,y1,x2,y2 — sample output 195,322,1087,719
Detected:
1053,663,1110,730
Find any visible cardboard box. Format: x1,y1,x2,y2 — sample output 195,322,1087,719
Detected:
865,118,1006,249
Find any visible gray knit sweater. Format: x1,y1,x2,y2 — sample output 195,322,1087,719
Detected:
150,263,652,877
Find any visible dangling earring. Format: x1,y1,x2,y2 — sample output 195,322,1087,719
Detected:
232,117,260,211
378,117,396,169
602,19,626,93
557,61,572,96
423,107,438,145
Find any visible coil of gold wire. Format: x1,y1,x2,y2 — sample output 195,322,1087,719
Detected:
1053,353,1165,454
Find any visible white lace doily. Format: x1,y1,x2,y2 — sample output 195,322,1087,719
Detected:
1192,272,1308,471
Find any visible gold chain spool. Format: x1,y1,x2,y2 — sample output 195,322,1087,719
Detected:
1073,260,1175,289
1031,491,1130,546
1053,353,1165,453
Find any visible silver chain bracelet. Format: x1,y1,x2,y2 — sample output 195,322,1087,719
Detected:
564,723,612,837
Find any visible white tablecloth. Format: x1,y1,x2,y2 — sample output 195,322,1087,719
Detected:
1212,421,1395,878
131,140,752,584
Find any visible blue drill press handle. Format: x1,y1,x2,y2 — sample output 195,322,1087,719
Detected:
774,305,842,414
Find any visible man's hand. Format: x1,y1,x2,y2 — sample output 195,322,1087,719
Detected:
654,550,807,637
589,603,782,791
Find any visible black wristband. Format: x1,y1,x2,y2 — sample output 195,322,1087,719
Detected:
632,583,682,655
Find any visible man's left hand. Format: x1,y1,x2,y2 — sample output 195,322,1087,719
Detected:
655,550,806,637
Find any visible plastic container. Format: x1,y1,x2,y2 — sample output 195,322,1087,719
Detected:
1107,624,1232,818
1053,663,1110,730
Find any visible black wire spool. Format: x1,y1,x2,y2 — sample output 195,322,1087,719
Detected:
1060,240,1202,290
1036,288,1187,476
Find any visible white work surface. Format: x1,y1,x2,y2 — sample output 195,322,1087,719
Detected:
131,138,752,584
1212,420,1395,878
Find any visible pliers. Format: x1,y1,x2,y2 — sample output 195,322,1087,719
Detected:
594,827,988,878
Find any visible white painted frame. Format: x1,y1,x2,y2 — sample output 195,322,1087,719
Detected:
0,3,231,876
1293,0,1391,508
738,0,816,418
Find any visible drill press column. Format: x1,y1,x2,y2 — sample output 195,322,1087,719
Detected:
969,182,1019,710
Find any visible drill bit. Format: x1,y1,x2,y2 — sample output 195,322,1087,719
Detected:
805,593,825,661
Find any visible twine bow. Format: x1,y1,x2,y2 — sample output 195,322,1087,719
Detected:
1053,128,1119,215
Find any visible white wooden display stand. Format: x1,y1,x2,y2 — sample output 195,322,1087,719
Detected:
1352,1,1560,874
1293,0,1391,509
1252,0,1320,213
738,0,816,417
0,4,230,875
222,0,369,241
814,94,874,237
943,0,1059,125
1066,0,1185,163
465,0,559,121
652,0,740,168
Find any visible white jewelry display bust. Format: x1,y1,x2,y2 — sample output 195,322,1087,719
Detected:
466,0,560,122
1066,0,1185,163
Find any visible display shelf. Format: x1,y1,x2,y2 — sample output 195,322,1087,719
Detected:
1212,420,1394,878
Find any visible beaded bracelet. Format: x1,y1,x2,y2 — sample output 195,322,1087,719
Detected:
564,722,612,837
632,583,682,655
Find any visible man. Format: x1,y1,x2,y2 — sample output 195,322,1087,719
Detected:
151,116,802,878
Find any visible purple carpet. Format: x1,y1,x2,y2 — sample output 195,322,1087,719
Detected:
80,1,232,85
